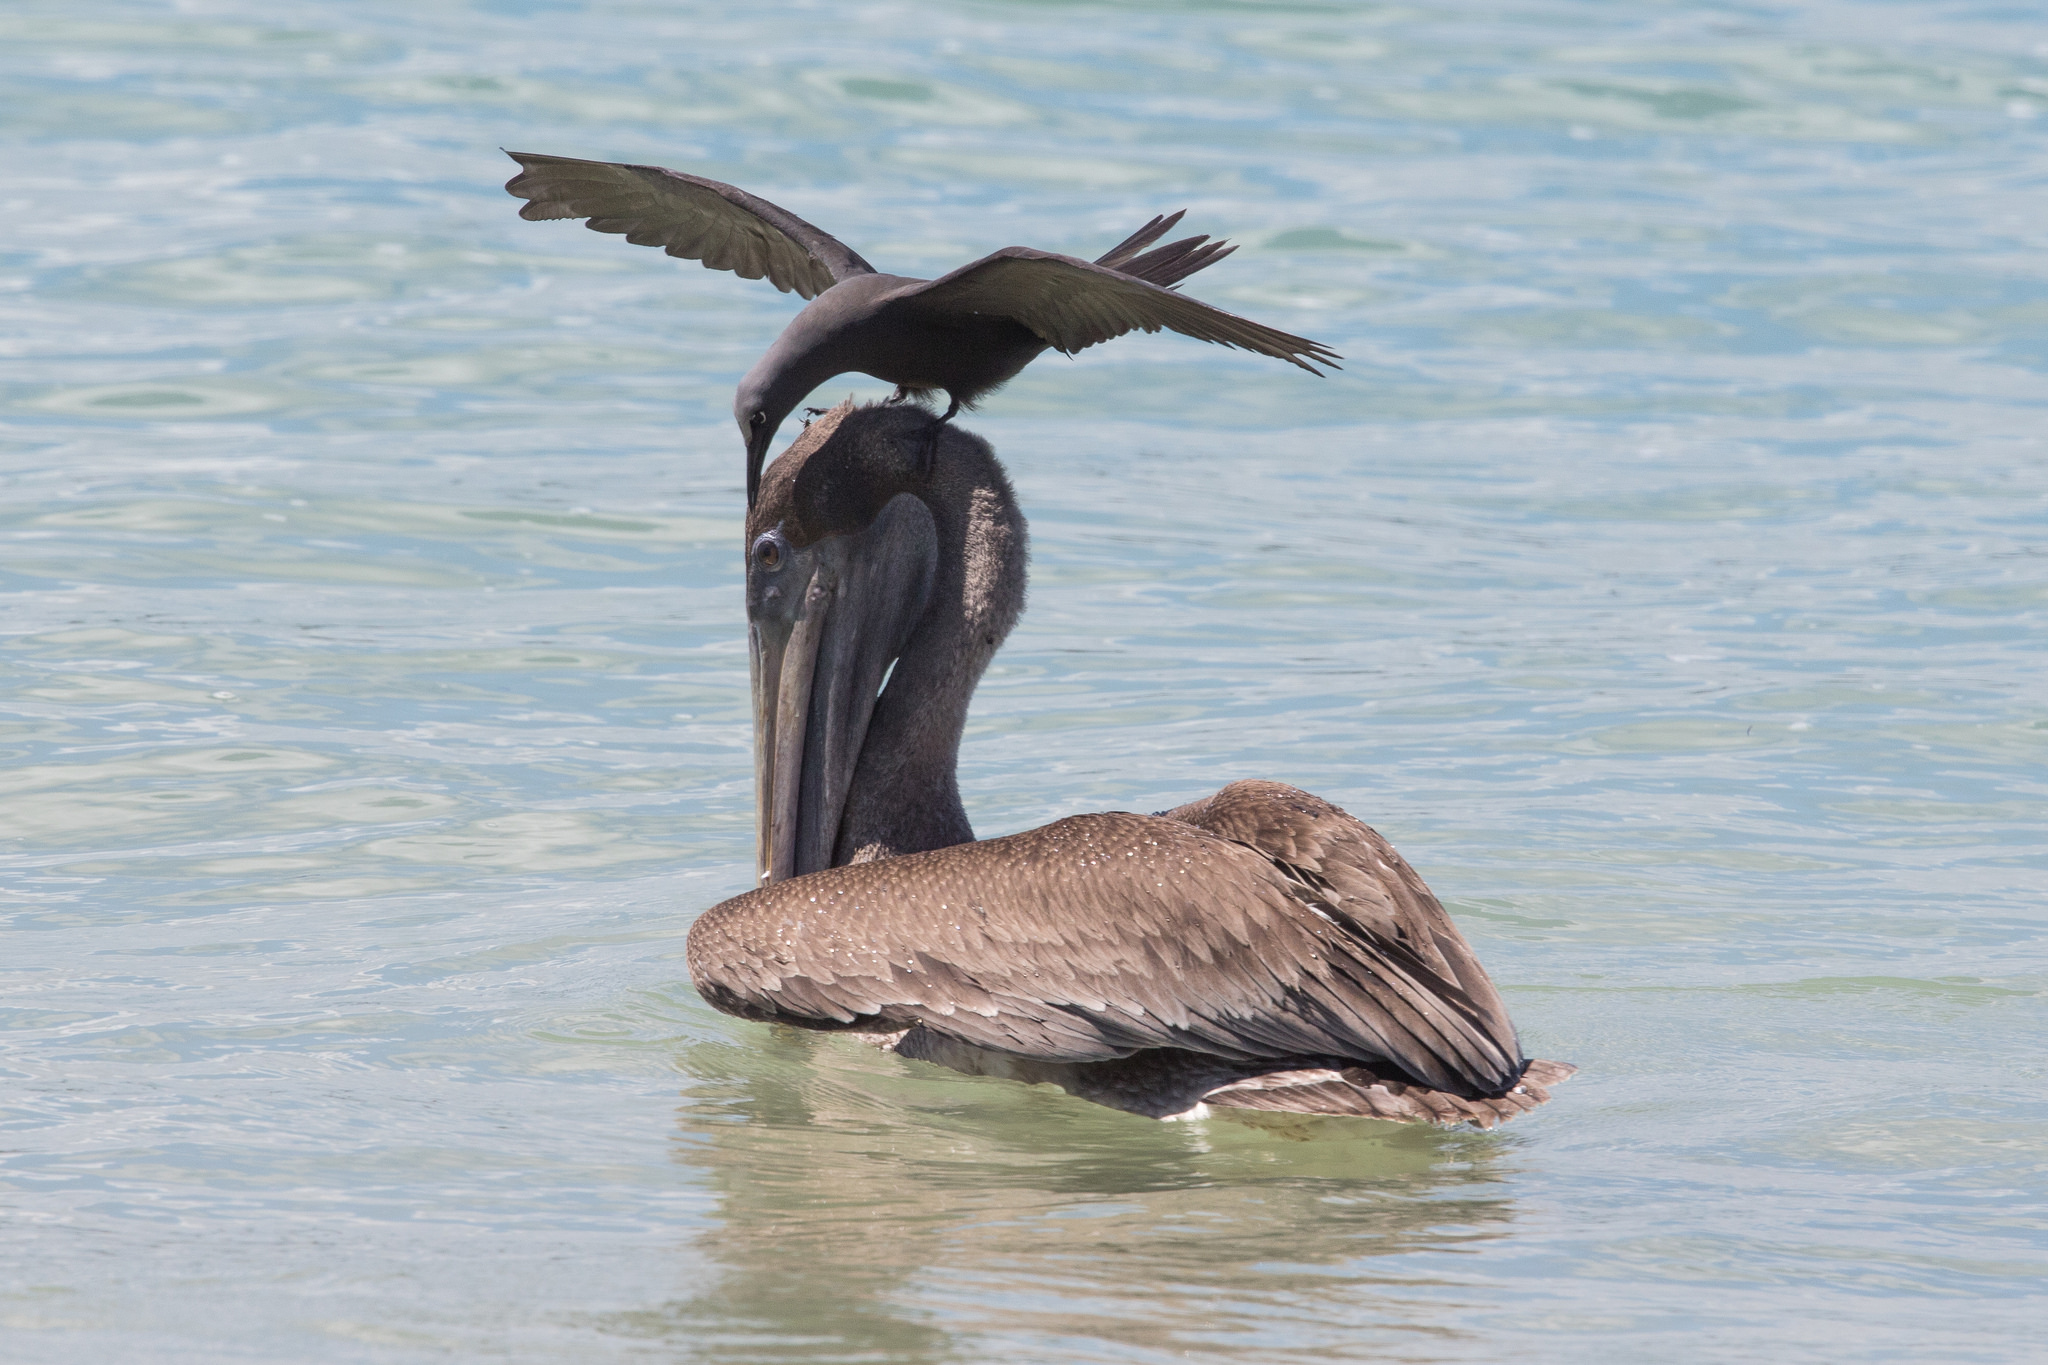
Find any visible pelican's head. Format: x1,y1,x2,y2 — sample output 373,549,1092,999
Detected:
744,402,942,883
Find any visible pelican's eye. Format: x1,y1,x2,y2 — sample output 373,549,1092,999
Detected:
753,536,783,571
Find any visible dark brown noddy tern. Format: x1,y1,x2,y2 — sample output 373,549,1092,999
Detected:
684,401,1574,1125
503,151,1342,507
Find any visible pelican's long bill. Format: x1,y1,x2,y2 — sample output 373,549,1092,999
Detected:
749,493,937,884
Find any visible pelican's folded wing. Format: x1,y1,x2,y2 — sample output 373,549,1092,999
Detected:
1160,779,1522,1072
888,248,1341,373
685,808,1523,1098
504,151,875,299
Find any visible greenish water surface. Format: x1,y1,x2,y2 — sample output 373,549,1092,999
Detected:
3,1,2045,1360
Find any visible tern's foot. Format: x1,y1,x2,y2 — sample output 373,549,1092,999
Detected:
916,397,959,483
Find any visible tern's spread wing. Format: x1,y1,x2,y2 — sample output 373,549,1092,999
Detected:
504,151,874,299
890,247,1340,373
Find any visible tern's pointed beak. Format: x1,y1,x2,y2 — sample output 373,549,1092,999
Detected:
748,494,937,884
745,423,775,509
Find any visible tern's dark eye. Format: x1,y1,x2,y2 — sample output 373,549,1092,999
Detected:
753,536,783,570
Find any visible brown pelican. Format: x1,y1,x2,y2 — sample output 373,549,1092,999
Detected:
503,152,1340,506
686,402,1573,1126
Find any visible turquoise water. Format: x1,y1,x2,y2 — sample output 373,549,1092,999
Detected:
4,1,2046,1359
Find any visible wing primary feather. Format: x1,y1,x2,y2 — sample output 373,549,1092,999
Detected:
1120,236,1236,288
1094,210,1187,271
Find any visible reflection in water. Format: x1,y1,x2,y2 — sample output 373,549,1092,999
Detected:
617,1028,1520,1362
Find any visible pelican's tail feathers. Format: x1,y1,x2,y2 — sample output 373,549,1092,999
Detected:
886,1029,1574,1130
1200,1058,1576,1130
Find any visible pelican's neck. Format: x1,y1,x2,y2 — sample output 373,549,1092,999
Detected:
834,439,1027,865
